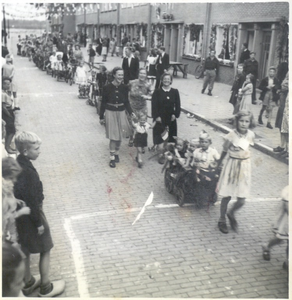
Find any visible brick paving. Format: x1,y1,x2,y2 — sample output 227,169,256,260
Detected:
7,33,289,298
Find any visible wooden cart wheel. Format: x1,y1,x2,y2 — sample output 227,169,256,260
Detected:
176,188,185,207
164,168,174,194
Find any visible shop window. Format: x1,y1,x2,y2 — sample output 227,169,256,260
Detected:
210,24,238,66
183,24,203,60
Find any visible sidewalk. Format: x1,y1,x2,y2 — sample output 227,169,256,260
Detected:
82,47,287,164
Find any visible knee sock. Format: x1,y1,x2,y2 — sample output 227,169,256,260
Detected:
110,151,115,161
219,196,231,223
40,282,53,295
24,275,36,289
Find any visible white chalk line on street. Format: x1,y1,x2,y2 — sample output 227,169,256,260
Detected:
70,197,280,221
19,92,77,97
64,196,280,296
63,219,90,298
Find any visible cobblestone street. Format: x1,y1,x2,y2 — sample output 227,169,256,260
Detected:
9,32,289,298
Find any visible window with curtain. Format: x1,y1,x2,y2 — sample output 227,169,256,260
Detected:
183,25,203,57
211,24,238,63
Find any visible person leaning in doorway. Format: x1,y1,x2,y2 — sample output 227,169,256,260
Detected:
201,50,219,96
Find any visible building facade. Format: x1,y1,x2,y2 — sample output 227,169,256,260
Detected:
51,2,289,85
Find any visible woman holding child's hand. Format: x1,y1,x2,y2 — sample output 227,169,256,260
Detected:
100,67,134,168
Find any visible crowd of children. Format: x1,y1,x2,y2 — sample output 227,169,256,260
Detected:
2,34,66,297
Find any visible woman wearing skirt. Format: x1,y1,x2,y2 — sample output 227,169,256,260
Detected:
100,67,136,168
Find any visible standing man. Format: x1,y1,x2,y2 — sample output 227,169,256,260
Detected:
155,46,169,89
239,43,250,64
122,47,139,85
201,50,219,96
88,44,96,69
96,36,102,56
243,52,258,104
258,66,280,129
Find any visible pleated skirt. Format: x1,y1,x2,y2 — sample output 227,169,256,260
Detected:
105,109,132,141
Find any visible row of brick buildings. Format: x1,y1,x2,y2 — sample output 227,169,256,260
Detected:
48,2,289,84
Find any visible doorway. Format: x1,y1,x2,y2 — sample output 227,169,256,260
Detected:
260,31,271,79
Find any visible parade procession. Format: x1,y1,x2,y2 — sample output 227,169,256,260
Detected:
1,2,289,298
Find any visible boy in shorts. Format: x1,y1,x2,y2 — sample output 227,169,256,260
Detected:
14,131,65,297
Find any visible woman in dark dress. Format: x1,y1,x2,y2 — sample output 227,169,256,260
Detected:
151,73,181,163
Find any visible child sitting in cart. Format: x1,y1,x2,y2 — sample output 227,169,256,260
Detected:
191,130,220,206
48,51,57,74
75,61,89,98
55,52,64,71
164,137,189,175
184,138,200,167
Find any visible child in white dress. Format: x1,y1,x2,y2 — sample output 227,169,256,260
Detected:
262,185,289,270
75,61,88,97
239,73,254,112
217,110,256,234
75,61,87,85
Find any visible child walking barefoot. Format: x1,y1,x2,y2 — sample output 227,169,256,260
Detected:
217,110,256,234
262,185,289,270
14,132,65,297
133,114,151,168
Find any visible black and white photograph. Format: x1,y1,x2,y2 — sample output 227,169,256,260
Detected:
1,1,289,298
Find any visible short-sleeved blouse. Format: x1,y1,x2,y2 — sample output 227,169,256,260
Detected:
222,129,255,159
192,147,220,170
128,79,152,111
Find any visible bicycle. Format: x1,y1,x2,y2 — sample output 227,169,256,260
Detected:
194,58,205,79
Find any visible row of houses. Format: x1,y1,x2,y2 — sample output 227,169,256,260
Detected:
48,2,289,85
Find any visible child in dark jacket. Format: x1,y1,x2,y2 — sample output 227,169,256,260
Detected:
14,131,65,297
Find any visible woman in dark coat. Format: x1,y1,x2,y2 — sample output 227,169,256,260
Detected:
151,73,181,163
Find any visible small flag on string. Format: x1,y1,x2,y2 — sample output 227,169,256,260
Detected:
132,192,154,225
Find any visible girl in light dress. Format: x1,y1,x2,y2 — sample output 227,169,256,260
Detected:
262,185,289,270
217,110,256,234
145,49,158,90
75,61,88,97
239,73,254,112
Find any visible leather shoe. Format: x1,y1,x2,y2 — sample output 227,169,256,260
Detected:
201,89,205,94
207,91,212,96
114,155,119,163
218,222,228,234
273,146,284,153
109,160,116,168
266,122,273,129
